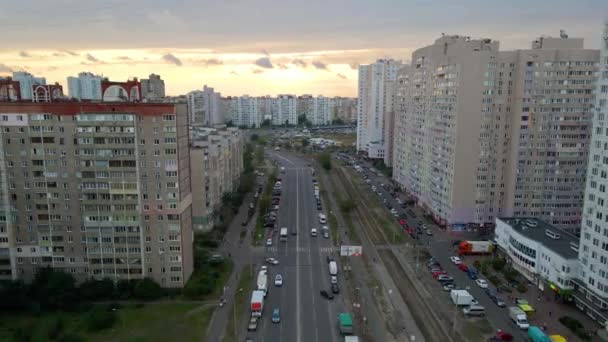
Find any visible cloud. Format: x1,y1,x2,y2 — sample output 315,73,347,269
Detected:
312,60,328,70
254,57,273,69
19,51,31,58
252,69,264,74
292,59,307,68
0,64,12,73
116,56,131,60
261,49,270,56
86,53,100,62
52,52,64,57
349,63,359,70
162,53,182,66
47,66,58,71
63,50,79,56
336,73,347,79
278,63,288,70
230,70,239,76
197,58,223,67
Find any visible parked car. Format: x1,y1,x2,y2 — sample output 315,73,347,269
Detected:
437,275,454,282
458,263,469,272
450,256,462,265
331,283,340,294
330,275,338,284
275,274,283,286
443,284,456,291
425,229,433,236
476,279,489,289
311,228,318,237
432,270,447,278
320,290,334,300
266,238,273,246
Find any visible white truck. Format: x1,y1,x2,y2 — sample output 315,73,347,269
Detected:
450,289,474,306
280,227,288,241
257,270,268,296
509,306,530,330
250,290,265,317
329,261,338,276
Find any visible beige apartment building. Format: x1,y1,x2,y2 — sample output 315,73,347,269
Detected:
190,126,243,231
394,33,598,232
0,102,193,287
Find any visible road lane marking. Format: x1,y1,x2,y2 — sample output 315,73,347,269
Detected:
274,153,295,166
296,168,302,342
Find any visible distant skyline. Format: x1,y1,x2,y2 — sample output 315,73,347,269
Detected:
0,0,606,96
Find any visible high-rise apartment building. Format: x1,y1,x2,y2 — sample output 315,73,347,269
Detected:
574,21,608,324
500,34,598,232
190,126,243,231
12,72,46,101
67,72,103,101
394,33,599,231
332,97,358,123
357,59,402,166
141,74,166,100
227,95,261,128
272,95,297,125
297,95,314,123
187,86,224,126
312,96,334,126
0,102,193,287
392,66,411,188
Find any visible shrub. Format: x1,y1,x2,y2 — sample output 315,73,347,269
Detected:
491,258,506,272
473,260,481,269
487,275,501,287
133,278,164,301
57,334,84,342
317,153,332,171
47,317,65,340
79,278,115,301
559,316,591,340
85,308,116,332
12,325,33,342
503,267,519,283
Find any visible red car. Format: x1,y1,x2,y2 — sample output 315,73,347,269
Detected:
458,263,469,272
432,270,447,278
399,219,407,226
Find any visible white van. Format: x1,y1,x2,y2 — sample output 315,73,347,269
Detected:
462,305,485,316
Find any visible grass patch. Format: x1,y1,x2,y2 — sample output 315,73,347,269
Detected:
224,265,255,342
0,303,213,342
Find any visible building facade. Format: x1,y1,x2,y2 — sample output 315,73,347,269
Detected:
141,74,166,100
67,72,103,101
186,86,224,126
190,126,243,231
229,96,261,128
495,217,579,295
574,21,608,324
393,33,598,231
272,95,297,125
500,35,598,233
12,72,46,101
0,102,193,288
312,96,334,126
356,59,402,166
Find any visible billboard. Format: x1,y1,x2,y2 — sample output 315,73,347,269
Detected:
340,245,362,256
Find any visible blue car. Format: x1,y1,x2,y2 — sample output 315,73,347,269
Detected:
271,308,280,323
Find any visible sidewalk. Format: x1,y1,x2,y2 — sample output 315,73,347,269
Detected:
205,184,260,342
517,285,603,341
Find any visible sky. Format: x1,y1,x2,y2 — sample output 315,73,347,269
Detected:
0,0,606,97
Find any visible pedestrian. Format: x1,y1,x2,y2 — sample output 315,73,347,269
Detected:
228,253,231,258
548,311,552,318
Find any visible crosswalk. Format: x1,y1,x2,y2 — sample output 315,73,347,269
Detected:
264,246,335,253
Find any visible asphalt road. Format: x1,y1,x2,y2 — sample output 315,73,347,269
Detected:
247,150,345,342
348,154,529,340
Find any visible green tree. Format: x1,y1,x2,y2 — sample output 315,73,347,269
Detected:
339,199,356,214
29,267,78,311
0,280,30,311
317,152,332,171
250,133,259,142
133,278,164,301
297,114,307,125
79,278,115,301
255,146,264,164
301,139,310,148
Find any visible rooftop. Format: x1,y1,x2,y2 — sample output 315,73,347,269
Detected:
497,217,579,259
